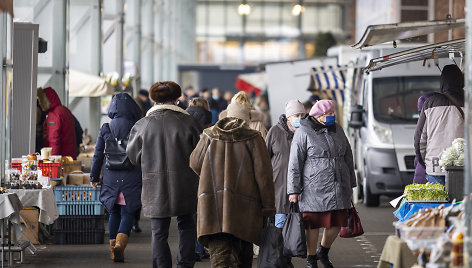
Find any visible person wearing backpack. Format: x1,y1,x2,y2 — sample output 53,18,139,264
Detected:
90,93,143,262
414,65,465,185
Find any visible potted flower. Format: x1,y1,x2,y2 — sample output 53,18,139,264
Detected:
439,138,465,201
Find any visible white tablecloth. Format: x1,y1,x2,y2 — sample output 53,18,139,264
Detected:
0,193,23,220
8,188,58,225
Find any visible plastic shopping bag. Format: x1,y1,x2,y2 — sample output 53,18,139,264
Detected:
257,220,285,268
282,203,307,258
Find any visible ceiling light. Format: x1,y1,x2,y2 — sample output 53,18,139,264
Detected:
238,4,251,15
292,4,305,16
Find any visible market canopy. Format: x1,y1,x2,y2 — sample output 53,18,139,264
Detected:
353,18,465,49
0,0,13,17
307,65,347,104
364,38,465,72
235,72,266,96
69,69,114,97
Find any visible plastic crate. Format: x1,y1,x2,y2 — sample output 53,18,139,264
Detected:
54,186,100,202
53,229,105,244
39,162,61,178
56,201,104,215
52,215,105,231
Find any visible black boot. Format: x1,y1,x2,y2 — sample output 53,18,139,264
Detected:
306,255,318,268
132,220,142,233
285,256,294,268
316,245,334,268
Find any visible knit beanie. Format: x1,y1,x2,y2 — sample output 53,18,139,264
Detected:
309,100,335,118
227,102,250,122
285,100,305,118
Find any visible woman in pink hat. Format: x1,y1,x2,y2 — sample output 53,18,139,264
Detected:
287,100,356,268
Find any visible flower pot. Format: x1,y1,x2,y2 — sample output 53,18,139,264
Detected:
445,166,464,201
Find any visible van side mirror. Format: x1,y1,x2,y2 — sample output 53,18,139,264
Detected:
349,105,364,129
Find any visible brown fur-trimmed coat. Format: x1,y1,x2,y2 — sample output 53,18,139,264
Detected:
190,117,275,246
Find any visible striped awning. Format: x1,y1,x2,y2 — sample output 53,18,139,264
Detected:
308,65,347,104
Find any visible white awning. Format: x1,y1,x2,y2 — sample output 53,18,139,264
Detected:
69,69,115,97
364,38,464,72
353,18,465,49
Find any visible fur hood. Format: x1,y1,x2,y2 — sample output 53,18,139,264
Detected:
204,117,260,142
146,104,190,117
219,109,265,123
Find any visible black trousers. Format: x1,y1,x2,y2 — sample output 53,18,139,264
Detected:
151,214,196,268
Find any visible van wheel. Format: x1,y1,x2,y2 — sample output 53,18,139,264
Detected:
363,184,380,207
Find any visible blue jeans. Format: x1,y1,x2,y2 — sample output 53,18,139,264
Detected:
426,175,446,185
109,204,135,239
275,213,288,228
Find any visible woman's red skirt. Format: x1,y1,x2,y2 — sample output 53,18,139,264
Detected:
302,209,349,229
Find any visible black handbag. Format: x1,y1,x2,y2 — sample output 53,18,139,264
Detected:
104,123,134,170
257,218,285,268
282,203,307,258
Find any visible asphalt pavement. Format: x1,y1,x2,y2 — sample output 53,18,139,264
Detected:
19,197,396,268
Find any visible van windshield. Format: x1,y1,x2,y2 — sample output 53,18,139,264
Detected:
372,76,440,124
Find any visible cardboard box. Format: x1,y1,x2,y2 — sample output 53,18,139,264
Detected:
19,208,39,244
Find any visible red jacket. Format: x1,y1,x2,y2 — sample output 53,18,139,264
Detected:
42,87,77,158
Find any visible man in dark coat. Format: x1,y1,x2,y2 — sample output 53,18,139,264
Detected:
135,89,152,117
127,81,202,268
41,87,77,158
90,93,143,262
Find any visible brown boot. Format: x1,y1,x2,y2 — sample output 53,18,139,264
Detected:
109,240,116,260
113,233,129,262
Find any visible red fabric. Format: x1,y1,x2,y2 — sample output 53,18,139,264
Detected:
302,210,349,229
42,87,77,159
235,77,262,96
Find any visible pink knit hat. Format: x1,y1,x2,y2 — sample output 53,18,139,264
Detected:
309,100,335,118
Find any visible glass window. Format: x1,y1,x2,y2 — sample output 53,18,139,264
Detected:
226,3,242,34
208,4,225,36
263,4,280,36
246,3,263,34
196,4,207,36
372,76,440,124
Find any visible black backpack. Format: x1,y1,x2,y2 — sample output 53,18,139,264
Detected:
104,123,134,170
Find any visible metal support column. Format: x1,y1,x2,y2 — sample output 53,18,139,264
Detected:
116,0,124,79
125,0,141,95
464,0,472,264
51,0,69,104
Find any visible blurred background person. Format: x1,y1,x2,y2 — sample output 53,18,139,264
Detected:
223,91,233,105
135,89,152,118
186,97,212,130
40,87,78,159
255,94,272,130
219,91,267,139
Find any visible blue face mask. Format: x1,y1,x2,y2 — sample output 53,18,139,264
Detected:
324,115,336,126
291,117,301,128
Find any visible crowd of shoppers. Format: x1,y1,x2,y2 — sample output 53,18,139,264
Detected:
85,77,359,268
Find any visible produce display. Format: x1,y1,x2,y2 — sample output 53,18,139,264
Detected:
0,187,7,194
404,183,448,201
439,138,465,168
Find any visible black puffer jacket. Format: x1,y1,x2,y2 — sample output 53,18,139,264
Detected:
126,104,202,218
414,65,465,176
186,106,212,128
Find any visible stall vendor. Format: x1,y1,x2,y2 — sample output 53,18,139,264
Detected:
39,87,77,159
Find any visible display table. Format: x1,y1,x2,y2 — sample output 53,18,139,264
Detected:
394,201,453,222
0,193,23,267
378,235,417,268
8,188,58,225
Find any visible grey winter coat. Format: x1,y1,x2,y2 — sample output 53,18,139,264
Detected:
266,115,294,214
287,117,356,212
126,104,202,218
